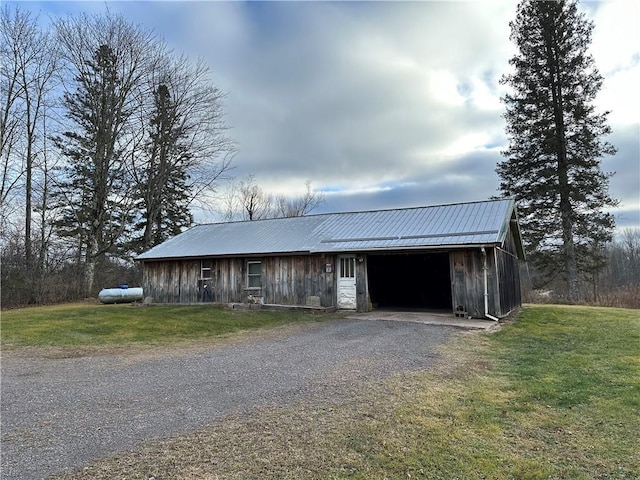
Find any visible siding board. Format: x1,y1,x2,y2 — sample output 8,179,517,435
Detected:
144,254,335,307
143,242,520,317
451,249,491,318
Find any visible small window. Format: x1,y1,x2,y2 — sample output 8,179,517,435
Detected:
247,261,261,289
201,260,212,280
340,257,355,278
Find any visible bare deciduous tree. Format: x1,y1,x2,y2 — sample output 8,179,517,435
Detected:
1,5,59,304
131,54,234,251
239,175,273,221
604,228,640,288
0,8,235,305
274,180,325,218
0,6,25,216
220,175,324,222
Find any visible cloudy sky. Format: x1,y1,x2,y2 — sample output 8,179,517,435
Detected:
16,0,640,231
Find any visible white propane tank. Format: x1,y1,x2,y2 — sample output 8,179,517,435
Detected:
98,286,144,304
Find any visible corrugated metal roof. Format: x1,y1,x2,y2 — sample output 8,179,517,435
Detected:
136,198,518,261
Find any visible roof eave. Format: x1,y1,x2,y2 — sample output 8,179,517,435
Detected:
313,242,503,254
135,249,316,262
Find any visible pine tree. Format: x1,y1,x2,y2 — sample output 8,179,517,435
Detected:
134,83,192,252
498,0,617,301
131,55,234,251
53,11,159,295
52,44,133,295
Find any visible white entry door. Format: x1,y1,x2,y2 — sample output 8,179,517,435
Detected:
337,256,357,309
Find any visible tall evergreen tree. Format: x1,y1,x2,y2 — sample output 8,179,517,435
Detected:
134,83,192,251
53,43,134,295
497,0,617,301
53,12,158,295
131,55,233,251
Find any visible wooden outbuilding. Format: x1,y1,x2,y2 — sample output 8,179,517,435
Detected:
136,198,525,319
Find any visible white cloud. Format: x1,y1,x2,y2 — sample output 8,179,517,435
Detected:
589,1,640,125
440,132,493,158
16,0,639,231
590,1,640,74
599,67,640,125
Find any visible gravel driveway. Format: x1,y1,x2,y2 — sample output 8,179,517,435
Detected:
1,317,455,480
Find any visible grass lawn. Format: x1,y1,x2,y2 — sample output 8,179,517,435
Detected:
347,304,639,479
0,302,327,348
10,303,640,479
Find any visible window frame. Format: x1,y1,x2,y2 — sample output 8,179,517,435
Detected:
246,260,262,289
339,257,355,278
201,260,212,280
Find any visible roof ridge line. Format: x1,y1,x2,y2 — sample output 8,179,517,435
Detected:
192,197,512,227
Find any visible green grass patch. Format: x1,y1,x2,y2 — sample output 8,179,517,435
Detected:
335,304,640,479
0,303,326,348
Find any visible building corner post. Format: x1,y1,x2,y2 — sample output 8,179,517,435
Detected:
481,247,500,322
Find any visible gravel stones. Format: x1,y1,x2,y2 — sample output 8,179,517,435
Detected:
1,318,454,479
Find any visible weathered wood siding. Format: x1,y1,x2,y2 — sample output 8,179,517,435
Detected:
355,256,371,312
142,254,334,307
143,259,201,304
450,249,499,318
495,227,522,316
262,255,333,307
142,244,520,315
450,237,521,319
205,258,245,303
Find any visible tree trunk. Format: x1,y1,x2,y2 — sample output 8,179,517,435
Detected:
24,84,35,304
84,235,98,296
25,155,33,264
545,16,579,302
560,201,579,301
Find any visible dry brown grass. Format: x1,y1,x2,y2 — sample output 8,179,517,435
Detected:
597,284,640,309
526,284,640,309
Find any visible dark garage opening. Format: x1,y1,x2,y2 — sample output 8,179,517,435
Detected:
367,252,452,311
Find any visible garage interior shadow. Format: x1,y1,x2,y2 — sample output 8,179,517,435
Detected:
367,252,452,312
